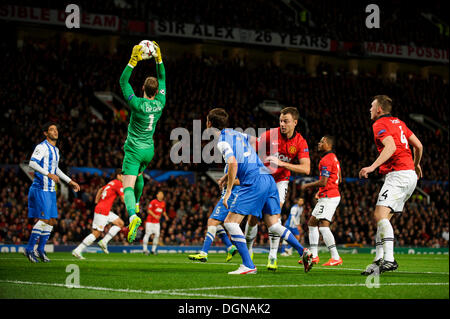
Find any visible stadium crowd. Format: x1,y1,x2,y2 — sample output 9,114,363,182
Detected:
0,39,448,181
0,167,448,249
0,35,448,250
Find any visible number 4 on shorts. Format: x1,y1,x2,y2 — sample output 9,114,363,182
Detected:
380,189,388,200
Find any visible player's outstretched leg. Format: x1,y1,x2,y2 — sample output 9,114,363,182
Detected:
189,225,217,262
98,225,121,254
224,222,257,275
73,233,97,260
268,222,313,273
217,225,237,262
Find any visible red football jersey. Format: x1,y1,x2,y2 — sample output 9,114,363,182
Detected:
318,151,341,198
372,115,415,175
95,179,124,216
146,199,166,223
256,128,310,182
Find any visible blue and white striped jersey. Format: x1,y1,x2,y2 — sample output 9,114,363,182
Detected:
30,140,61,192
217,129,270,185
286,204,303,228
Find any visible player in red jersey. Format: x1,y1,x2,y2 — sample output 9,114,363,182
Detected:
244,107,311,271
143,191,168,255
300,135,343,266
359,95,423,275
72,169,125,260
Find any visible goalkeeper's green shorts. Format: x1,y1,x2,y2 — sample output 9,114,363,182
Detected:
122,143,154,176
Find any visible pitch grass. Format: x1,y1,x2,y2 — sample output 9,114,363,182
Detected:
0,252,448,299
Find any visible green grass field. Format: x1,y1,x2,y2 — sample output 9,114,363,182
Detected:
0,252,448,299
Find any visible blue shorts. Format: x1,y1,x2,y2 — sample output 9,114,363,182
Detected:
230,174,281,219
210,190,239,222
28,187,58,220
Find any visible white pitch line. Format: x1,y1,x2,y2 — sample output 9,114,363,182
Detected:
0,279,447,299
165,282,449,292
1,257,449,275
0,279,260,299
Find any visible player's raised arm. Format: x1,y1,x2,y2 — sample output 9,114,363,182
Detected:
119,45,145,111
152,41,166,107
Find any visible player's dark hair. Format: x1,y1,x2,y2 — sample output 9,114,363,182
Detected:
207,108,229,130
114,168,123,177
280,107,299,121
324,135,335,148
144,77,159,97
373,95,392,113
42,121,58,132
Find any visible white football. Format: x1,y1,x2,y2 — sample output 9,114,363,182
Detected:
139,40,156,59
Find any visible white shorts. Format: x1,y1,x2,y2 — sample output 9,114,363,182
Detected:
145,222,160,237
92,212,119,231
376,170,417,213
276,180,289,205
312,197,340,222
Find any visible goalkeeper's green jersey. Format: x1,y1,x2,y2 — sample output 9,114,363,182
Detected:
119,62,166,149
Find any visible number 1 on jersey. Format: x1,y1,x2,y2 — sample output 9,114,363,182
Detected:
146,114,155,131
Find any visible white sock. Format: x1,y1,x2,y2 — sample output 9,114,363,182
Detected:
152,235,160,252
308,226,320,258
201,225,217,255
76,233,96,253
378,219,395,262
129,214,137,224
375,227,384,261
268,219,282,259
143,232,151,252
244,223,258,256
103,225,121,244
319,227,340,260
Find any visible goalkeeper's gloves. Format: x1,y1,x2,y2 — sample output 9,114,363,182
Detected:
128,45,144,67
152,41,162,64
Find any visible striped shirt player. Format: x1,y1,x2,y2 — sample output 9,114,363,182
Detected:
25,122,80,263
72,171,125,260
206,108,312,275
188,164,239,263
360,95,423,275
281,198,305,256
143,192,168,255
301,136,343,266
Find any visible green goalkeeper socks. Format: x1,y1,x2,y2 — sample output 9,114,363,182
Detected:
134,174,144,204
124,187,136,216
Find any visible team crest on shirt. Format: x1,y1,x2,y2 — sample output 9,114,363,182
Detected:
288,146,297,154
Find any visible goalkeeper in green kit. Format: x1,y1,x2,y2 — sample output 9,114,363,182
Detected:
119,41,166,243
